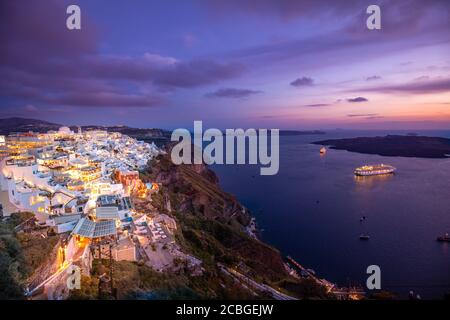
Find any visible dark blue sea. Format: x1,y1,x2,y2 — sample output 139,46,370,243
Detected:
213,130,450,299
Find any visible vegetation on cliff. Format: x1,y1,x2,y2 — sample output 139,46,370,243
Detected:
0,212,60,299
139,153,332,299
0,212,33,299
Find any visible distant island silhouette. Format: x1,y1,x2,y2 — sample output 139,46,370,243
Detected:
313,135,450,158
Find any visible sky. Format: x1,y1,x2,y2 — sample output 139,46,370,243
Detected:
0,0,449,130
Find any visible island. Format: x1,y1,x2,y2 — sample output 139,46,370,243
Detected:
279,130,325,136
312,135,450,158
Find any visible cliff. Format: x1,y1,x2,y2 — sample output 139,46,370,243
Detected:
138,153,332,299
143,154,287,280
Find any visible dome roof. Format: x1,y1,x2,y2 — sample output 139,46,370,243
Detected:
59,126,72,133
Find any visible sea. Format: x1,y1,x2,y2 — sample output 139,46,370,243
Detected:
212,130,450,299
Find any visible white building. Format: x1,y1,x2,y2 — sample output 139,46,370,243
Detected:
0,129,161,223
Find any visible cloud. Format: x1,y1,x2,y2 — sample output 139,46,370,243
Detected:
347,113,383,119
426,65,450,71
366,76,381,81
45,92,164,108
347,97,368,103
205,88,261,99
359,78,450,94
413,75,430,81
181,33,198,48
152,60,244,89
0,1,97,69
202,0,372,20
143,53,178,66
0,1,245,110
260,115,277,119
303,103,330,107
24,104,38,112
347,113,378,118
365,115,384,119
212,0,450,75
81,55,244,88
203,0,450,44
290,77,314,87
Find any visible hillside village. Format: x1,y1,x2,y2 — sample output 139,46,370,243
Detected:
0,126,204,299
0,123,341,301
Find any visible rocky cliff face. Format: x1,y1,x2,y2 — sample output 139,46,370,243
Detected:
145,154,248,224
140,153,333,299
142,153,289,283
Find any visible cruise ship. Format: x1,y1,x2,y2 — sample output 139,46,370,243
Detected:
354,164,396,176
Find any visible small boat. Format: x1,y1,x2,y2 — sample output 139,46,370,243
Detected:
436,233,450,242
359,234,370,240
320,147,327,154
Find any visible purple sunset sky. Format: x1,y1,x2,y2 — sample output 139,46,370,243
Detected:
0,0,449,130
